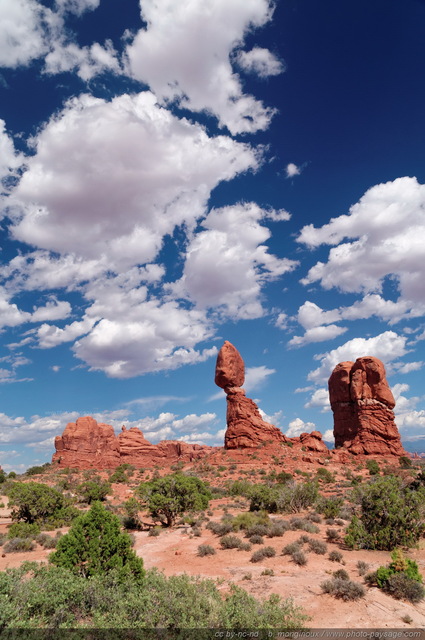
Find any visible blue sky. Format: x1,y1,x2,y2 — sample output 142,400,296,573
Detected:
0,0,425,471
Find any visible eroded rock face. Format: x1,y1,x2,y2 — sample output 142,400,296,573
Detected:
328,356,405,456
52,417,211,469
215,341,287,449
299,431,328,453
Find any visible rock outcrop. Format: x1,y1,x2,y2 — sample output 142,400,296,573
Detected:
299,430,328,453
52,417,211,469
329,356,405,456
215,340,288,449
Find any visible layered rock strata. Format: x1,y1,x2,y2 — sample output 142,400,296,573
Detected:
329,356,405,456
215,340,288,449
53,416,211,469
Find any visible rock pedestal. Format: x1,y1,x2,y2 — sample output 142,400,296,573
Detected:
328,356,405,456
215,341,287,449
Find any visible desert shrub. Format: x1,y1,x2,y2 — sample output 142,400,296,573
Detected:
329,551,343,563
297,534,310,544
308,539,327,555
4,537,36,552
231,511,270,531
249,534,264,545
385,574,425,603
0,563,308,629
250,546,276,563
316,496,343,519
366,460,380,475
333,568,349,581
399,456,413,469
239,541,252,551
197,544,216,557
282,542,302,555
220,535,244,550
345,476,425,550
0,532,6,545
275,471,293,484
245,523,270,537
25,463,51,476
137,473,212,528
191,526,202,537
226,479,255,497
0,468,6,483
357,560,369,576
267,522,288,537
277,481,319,513
249,484,280,513
261,568,274,576
206,521,233,536
77,479,111,504
7,482,78,527
326,528,340,542
36,533,57,549
291,550,307,565
122,496,142,530
50,501,145,582
148,526,161,537
307,512,322,523
321,577,365,600
7,522,40,539
289,517,319,533
316,468,335,483
108,466,129,484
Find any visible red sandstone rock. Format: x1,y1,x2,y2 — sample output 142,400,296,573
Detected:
299,431,328,453
53,417,211,469
215,341,287,449
215,340,245,389
328,356,405,456
53,416,120,468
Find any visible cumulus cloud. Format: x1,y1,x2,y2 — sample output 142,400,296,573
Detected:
125,0,277,134
0,0,48,68
285,417,316,438
288,324,347,348
10,92,258,268
0,119,24,189
244,365,276,392
307,331,408,383
54,0,100,16
236,46,284,77
285,163,301,178
298,177,425,317
44,40,121,81
170,203,297,319
304,388,330,412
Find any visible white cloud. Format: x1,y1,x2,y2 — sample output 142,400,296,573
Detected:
298,177,425,318
0,119,24,189
322,429,334,443
244,365,276,392
54,0,100,16
285,417,316,438
288,324,347,348
10,92,258,268
258,408,283,426
392,361,423,374
36,316,98,348
0,0,48,68
307,331,408,383
297,301,341,330
125,0,277,134
304,388,330,412
44,40,121,81
285,163,301,178
171,413,217,433
31,297,72,322
170,203,298,319
275,312,288,329
236,46,284,77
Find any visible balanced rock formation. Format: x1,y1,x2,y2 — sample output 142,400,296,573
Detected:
328,356,405,456
215,341,288,449
52,417,211,469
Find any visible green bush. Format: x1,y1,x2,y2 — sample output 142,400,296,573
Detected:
25,463,51,476
8,482,78,527
316,468,335,483
137,473,212,527
7,522,41,539
399,456,412,469
345,476,425,550
366,460,380,475
77,479,111,503
316,496,343,519
231,511,270,531
321,577,365,600
36,533,57,549
0,469,6,483
0,564,307,629
50,501,145,582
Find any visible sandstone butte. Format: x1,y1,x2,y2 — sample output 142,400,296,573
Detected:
50,345,406,470
328,356,406,456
